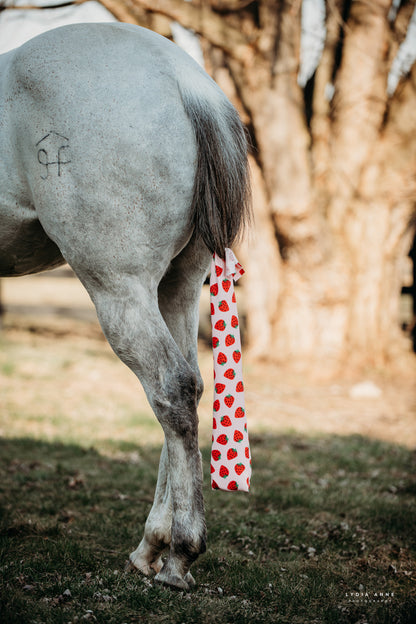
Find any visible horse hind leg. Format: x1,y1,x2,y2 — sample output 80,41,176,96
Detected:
157,235,211,404
129,440,171,576
85,276,206,590
156,239,211,587
130,238,211,586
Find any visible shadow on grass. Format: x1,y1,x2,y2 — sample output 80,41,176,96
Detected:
0,433,415,624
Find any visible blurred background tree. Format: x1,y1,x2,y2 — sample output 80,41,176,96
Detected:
97,0,415,375
1,0,415,375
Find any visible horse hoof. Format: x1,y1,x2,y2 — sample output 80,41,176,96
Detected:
125,559,137,573
154,570,189,591
184,571,196,587
126,556,153,576
151,557,164,574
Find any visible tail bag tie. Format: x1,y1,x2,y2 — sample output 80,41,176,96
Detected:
209,248,251,492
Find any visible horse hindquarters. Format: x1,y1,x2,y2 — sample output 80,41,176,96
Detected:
5,23,251,589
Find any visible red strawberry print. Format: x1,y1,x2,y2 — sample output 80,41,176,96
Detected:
235,407,245,418
219,465,229,478
209,250,251,493
224,395,234,408
233,350,241,363
225,334,235,347
217,352,227,366
234,430,243,443
222,279,231,292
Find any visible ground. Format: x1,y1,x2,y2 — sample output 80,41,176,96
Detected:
0,269,415,623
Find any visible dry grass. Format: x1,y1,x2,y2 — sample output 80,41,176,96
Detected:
2,271,416,450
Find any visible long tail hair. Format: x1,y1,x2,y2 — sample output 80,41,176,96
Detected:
179,81,251,259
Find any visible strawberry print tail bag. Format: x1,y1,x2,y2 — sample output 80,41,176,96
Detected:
210,248,251,492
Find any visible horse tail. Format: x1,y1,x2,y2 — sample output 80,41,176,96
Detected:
179,76,251,259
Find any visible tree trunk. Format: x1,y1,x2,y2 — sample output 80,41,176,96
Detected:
100,0,416,375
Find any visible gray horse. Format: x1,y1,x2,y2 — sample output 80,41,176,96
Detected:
0,23,250,589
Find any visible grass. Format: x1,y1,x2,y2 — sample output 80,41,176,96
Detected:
0,433,415,624
0,319,415,622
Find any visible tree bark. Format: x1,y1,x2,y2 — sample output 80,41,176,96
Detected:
100,0,416,374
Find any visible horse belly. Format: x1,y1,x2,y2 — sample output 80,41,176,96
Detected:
0,212,64,277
